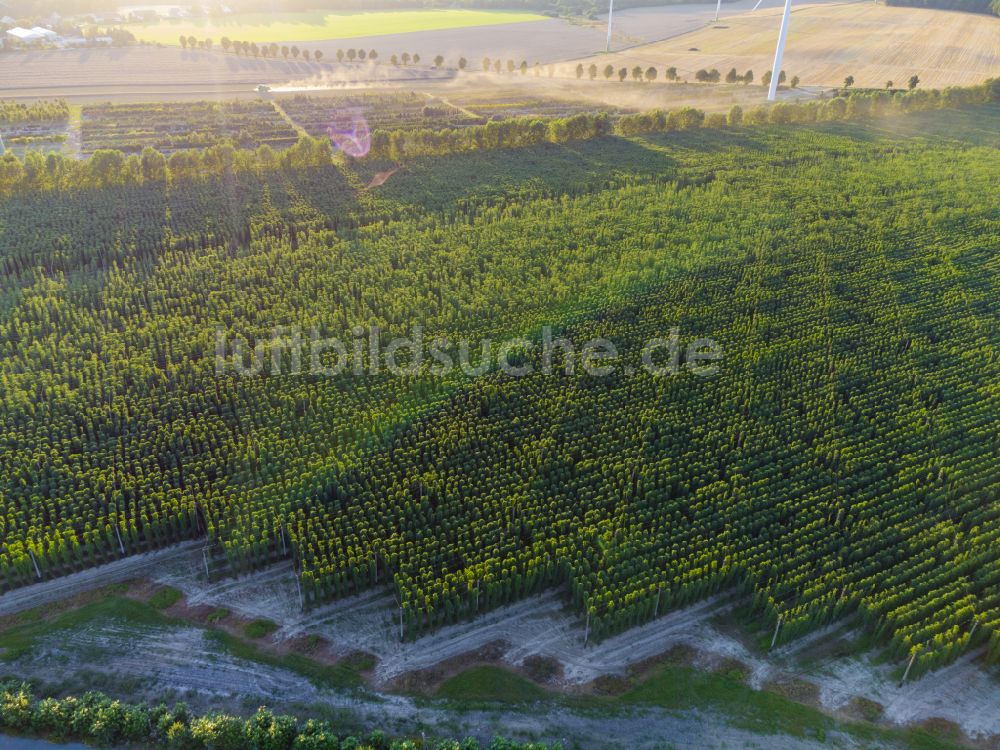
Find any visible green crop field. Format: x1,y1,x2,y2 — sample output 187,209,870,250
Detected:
118,9,545,46
1,98,999,689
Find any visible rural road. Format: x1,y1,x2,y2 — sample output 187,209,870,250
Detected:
0,540,203,617
0,0,853,100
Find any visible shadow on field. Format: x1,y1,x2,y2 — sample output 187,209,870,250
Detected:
364,136,680,212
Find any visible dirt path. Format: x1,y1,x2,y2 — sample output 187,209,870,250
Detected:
2,617,896,750
0,540,203,617
147,548,1000,741
4,545,999,743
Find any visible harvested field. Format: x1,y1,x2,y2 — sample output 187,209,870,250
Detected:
0,16,603,102
3,1,992,102
0,48,450,101
0,1,828,102
120,9,546,46
576,1,1000,89
435,75,816,116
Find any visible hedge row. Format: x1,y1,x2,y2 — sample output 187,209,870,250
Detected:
0,681,555,750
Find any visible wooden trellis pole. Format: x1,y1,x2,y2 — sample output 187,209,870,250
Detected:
770,615,783,649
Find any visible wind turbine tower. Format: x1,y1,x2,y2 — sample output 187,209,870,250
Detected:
606,0,615,53
768,0,793,101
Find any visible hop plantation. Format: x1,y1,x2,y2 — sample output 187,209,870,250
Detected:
1,87,999,688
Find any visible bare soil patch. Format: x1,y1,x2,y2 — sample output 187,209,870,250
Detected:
387,640,511,694
145,550,1000,740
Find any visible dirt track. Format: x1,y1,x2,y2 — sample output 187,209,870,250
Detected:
147,549,1000,740
1,538,998,743
0,540,203,617
1,612,921,750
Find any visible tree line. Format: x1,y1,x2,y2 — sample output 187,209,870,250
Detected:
0,136,333,197
2,79,998,198
362,80,999,159
0,100,70,124
178,35,328,63
0,681,553,750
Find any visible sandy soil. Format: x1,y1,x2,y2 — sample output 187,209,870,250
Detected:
575,1,1000,89
2,541,997,744
146,550,1000,741
0,612,918,750
815,648,1000,739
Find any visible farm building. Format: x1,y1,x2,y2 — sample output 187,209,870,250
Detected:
5,26,59,44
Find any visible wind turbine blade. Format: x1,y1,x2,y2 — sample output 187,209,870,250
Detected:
768,0,793,102
606,0,615,53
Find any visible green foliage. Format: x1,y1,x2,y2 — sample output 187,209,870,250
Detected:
0,91,999,682
3,80,999,199
0,681,544,750
437,666,547,703
245,618,279,638
624,665,831,736
0,100,69,124
149,586,183,610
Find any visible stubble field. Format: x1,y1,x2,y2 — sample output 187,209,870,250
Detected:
576,1,1000,89
119,9,546,46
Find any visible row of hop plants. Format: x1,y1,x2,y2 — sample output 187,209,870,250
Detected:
0,139,694,591
287,165,999,658
80,100,298,154
0,90,997,677
0,682,556,750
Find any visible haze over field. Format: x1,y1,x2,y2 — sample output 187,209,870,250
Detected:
119,8,546,45
3,0,999,101
580,1,1000,88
